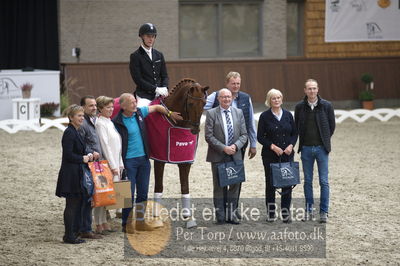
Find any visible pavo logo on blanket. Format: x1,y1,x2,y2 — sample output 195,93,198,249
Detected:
175,140,194,146
226,167,238,179
281,167,294,179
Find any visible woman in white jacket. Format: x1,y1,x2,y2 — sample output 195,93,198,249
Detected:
94,96,123,234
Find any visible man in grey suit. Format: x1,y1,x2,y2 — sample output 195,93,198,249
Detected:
205,89,248,224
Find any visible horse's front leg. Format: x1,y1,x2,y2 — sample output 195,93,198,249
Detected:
154,160,165,194
178,163,197,228
152,160,166,228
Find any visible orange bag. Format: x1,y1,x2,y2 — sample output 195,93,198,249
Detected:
88,160,117,207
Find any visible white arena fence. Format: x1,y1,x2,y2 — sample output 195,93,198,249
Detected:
1,108,399,134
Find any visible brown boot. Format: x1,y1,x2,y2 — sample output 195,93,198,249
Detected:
151,217,164,228
135,202,155,231
135,220,155,231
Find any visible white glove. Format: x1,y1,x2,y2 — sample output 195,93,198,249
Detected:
155,87,168,97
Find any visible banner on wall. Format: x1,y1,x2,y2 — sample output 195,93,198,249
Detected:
325,0,400,42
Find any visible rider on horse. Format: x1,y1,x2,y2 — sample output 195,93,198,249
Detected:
129,23,169,107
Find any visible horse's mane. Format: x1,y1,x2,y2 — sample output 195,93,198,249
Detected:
168,78,196,97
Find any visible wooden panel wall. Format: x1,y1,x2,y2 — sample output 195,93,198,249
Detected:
305,0,400,58
62,63,135,102
62,57,400,105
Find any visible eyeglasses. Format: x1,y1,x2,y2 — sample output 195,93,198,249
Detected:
219,96,232,99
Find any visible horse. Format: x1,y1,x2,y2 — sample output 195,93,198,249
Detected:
145,78,209,228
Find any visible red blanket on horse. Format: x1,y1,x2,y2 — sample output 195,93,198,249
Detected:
145,99,198,163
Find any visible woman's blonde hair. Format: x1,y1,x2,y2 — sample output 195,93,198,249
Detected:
96,96,114,111
64,104,84,121
265,88,283,107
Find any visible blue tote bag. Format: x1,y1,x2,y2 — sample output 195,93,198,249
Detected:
81,164,95,200
270,159,300,189
217,157,245,187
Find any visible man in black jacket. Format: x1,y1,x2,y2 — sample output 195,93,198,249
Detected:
77,96,102,239
129,23,169,107
295,79,335,223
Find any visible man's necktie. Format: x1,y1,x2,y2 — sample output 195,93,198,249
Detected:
224,110,234,145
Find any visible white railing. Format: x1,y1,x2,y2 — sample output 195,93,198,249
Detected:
0,118,69,134
333,108,400,123
1,108,399,134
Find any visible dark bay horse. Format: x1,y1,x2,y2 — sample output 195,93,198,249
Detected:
148,78,208,228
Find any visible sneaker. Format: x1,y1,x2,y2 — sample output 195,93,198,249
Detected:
63,236,86,244
282,216,292,224
226,217,240,225
266,215,276,223
319,212,328,223
215,220,225,225
302,212,314,222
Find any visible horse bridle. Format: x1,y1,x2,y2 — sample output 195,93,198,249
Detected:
181,88,207,129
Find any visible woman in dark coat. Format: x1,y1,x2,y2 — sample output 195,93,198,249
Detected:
56,104,92,244
257,89,298,223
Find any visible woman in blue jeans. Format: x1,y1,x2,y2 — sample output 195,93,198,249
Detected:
257,89,298,223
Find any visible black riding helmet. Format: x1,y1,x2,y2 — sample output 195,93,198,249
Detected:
138,23,157,37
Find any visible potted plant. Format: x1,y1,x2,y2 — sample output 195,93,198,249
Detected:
359,73,374,110
21,83,33,99
40,102,60,117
